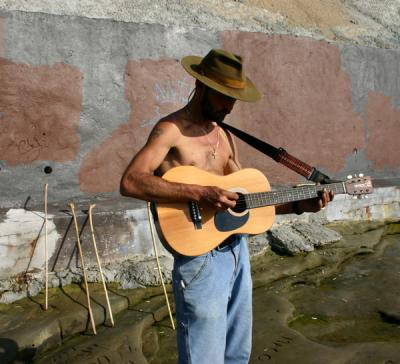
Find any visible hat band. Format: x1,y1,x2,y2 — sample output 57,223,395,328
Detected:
201,67,246,90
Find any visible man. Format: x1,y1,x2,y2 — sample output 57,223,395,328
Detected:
120,49,333,363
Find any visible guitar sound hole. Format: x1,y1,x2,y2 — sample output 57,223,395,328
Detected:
232,193,247,213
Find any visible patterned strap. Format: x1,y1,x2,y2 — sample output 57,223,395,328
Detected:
217,121,335,184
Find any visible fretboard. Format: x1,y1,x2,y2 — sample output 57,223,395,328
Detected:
241,182,346,209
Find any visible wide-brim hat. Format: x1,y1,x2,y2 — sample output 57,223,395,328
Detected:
181,48,261,102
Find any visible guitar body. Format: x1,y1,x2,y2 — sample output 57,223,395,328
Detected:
155,166,275,256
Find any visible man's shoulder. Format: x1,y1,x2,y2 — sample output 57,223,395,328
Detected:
147,110,185,145
158,111,180,128
156,109,189,134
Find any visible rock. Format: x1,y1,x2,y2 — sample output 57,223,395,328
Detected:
116,257,173,289
292,222,342,247
248,233,270,256
269,225,314,255
269,222,342,256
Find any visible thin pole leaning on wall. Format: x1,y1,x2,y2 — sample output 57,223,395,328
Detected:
44,183,48,311
146,202,175,330
69,203,97,335
88,204,114,327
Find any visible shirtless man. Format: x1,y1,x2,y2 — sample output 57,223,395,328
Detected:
120,49,333,364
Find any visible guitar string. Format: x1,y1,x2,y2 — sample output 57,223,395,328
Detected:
233,183,346,209
241,187,337,207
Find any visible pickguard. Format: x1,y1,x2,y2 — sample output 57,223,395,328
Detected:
214,209,250,232
213,186,250,232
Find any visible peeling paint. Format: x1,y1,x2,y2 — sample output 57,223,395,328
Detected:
0,209,60,279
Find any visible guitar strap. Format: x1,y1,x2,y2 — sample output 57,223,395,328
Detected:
217,120,337,184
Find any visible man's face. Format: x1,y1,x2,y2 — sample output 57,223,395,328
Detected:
201,87,236,122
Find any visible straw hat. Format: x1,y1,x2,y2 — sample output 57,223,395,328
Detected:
181,48,261,102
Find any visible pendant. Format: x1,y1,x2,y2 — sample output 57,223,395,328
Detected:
211,152,216,159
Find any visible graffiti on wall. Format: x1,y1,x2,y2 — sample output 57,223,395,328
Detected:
0,60,82,165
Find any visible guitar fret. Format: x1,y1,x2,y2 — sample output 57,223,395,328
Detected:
245,183,346,209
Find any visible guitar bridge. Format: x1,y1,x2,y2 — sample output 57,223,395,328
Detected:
188,201,202,230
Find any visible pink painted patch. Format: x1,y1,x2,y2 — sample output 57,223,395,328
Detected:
221,32,365,184
0,59,82,165
79,59,193,192
365,91,400,169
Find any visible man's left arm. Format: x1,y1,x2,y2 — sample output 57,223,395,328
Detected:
276,189,334,215
223,130,334,214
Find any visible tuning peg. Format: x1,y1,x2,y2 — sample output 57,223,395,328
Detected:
347,175,353,180
358,173,364,177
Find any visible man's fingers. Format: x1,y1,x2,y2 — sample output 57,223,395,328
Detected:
220,195,237,208
224,190,239,201
202,186,238,210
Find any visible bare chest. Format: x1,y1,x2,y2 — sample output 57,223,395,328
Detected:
160,130,232,175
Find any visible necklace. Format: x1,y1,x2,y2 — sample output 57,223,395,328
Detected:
199,124,220,159
185,107,220,159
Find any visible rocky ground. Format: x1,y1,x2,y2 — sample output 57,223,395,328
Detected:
145,221,400,364
1,220,399,363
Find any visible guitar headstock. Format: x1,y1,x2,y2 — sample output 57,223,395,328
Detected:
344,174,373,197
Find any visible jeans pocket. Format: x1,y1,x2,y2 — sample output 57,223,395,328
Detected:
176,253,211,290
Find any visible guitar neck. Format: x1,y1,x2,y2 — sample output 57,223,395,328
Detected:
242,182,346,209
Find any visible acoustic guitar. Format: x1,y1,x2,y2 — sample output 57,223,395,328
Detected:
154,166,373,256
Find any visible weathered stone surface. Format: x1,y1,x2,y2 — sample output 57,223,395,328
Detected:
2,0,400,49
269,224,314,255
1,186,398,303
0,283,168,363
148,223,400,364
248,233,270,256
115,257,173,289
268,222,342,255
1,222,399,363
292,221,342,247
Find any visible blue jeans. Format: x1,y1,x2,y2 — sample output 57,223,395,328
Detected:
172,235,252,364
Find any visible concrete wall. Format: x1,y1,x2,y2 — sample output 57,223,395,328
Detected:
0,5,399,302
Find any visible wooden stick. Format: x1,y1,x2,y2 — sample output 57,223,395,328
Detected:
88,204,114,326
69,203,97,335
44,183,48,311
146,202,175,330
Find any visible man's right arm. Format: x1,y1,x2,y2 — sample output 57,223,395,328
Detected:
120,121,238,209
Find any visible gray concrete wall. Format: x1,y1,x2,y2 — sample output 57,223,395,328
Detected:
0,2,399,302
